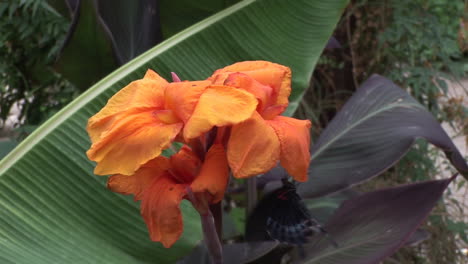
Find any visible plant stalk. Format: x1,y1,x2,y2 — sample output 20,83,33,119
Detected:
247,177,258,215
201,211,223,264
209,202,223,241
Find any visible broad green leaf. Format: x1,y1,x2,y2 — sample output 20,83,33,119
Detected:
0,0,347,262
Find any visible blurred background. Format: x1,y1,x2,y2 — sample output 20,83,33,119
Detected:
0,0,467,263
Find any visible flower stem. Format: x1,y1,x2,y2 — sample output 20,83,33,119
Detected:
247,177,258,215
186,188,223,264
209,202,223,241
201,211,223,264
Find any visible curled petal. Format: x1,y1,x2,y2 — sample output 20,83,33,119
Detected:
170,146,202,184
107,156,170,200
267,116,311,182
87,110,182,175
88,70,168,143
261,105,287,120
140,175,187,248
209,61,291,107
191,144,229,203
227,112,280,178
164,81,211,123
223,72,273,113
183,85,258,140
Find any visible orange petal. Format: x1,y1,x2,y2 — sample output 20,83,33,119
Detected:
209,61,291,107
87,70,168,143
144,69,164,80
191,144,229,203
87,110,182,175
170,146,201,183
183,85,258,140
107,156,170,200
223,72,273,113
227,112,280,178
140,174,187,248
164,81,211,123
267,116,311,182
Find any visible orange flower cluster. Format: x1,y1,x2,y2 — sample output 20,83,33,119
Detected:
86,61,311,247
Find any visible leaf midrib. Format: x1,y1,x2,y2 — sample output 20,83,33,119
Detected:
0,0,255,175
310,101,423,162
304,225,400,263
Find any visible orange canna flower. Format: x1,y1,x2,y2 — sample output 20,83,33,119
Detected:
86,70,257,176
209,61,311,182
85,61,312,256
107,144,229,248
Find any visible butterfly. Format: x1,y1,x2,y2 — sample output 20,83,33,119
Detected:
246,178,337,248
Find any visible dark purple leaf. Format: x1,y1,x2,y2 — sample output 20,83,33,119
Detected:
300,177,454,264
325,36,341,49
159,0,241,38
94,0,162,64
223,241,279,264
259,165,288,188
304,189,360,223
404,229,430,246
66,0,79,14
227,165,286,194
298,75,468,198
46,0,77,18
55,0,162,88
177,241,279,264
55,0,118,90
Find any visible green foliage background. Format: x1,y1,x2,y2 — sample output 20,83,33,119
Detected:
0,1,74,126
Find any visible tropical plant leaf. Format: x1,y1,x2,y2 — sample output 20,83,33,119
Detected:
403,229,430,246
223,241,280,264
54,0,118,91
0,0,348,262
304,189,359,224
300,177,454,264
46,0,73,18
94,0,162,64
56,0,240,85
159,0,242,38
298,75,468,198
177,241,279,264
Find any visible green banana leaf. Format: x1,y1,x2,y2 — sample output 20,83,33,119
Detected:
0,0,347,263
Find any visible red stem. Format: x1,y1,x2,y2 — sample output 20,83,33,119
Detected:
209,202,223,241
201,210,223,264
186,187,223,263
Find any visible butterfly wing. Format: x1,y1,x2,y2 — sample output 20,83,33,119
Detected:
246,182,323,245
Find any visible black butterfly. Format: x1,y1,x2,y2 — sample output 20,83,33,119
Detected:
246,178,337,248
